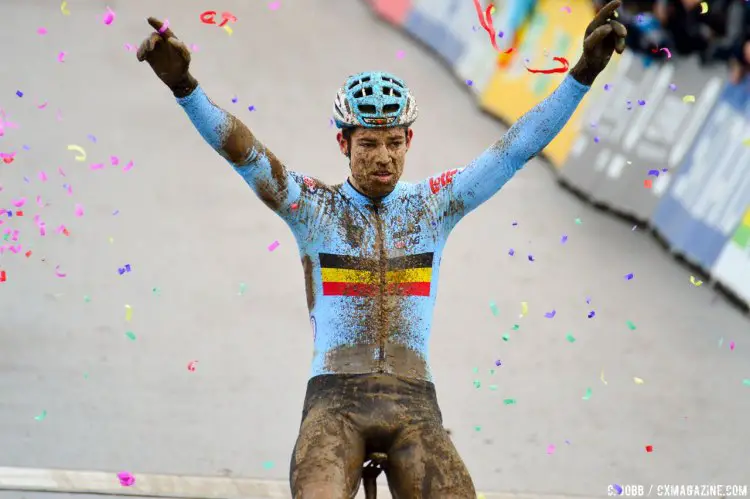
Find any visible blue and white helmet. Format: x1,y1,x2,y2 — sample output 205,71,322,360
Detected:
333,71,419,129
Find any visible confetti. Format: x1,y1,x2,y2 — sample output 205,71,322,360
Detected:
103,7,115,25
268,240,280,252
84,295,91,302
604,83,611,91
262,461,274,470
521,302,528,316
525,57,570,74
544,310,556,318
611,485,623,495
626,320,637,330
669,83,677,91
660,47,671,59
582,387,592,400
730,341,735,351
74,203,84,217
689,276,702,286
58,51,66,63
566,333,576,343
117,472,135,487
502,334,510,341
248,105,256,111
508,248,515,256
238,282,247,295
638,99,646,106
38,27,48,35
574,218,582,224
123,160,134,172
67,144,86,161
587,311,596,318
223,25,233,35
503,398,516,405
34,410,47,421
152,287,161,295
547,444,556,454
0,270,6,282
743,379,750,386
634,377,644,384
466,80,474,86
700,1,708,13
118,264,132,275
12,198,26,208
159,19,170,33
125,331,136,341
719,337,724,347
489,301,499,316
645,445,653,453
494,359,502,366
125,304,132,322
561,6,571,13
54,265,67,278
624,273,634,280
269,1,280,9
60,1,70,15
683,95,696,103
561,235,568,244
396,50,405,59
527,254,535,262
15,90,23,98
600,370,607,385
187,360,198,372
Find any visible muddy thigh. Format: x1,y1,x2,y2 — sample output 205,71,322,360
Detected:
385,423,476,499
289,405,365,499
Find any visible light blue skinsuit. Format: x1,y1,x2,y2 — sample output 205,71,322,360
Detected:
177,75,588,382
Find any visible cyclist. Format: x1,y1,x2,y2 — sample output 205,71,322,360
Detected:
136,2,625,497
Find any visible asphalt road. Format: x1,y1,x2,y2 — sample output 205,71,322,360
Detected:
1,0,748,496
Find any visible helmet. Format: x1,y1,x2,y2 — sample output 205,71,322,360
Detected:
333,71,418,129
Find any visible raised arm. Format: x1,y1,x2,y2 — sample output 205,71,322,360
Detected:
427,1,627,232
136,17,307,227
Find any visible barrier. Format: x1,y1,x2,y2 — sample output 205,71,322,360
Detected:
361,0,750,308
560,53,725,221
478,0,599,168
651,80,750,271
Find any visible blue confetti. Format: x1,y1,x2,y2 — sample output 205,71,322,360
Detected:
16,90,23,97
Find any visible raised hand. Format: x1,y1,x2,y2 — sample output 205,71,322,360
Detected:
136,18,197,97
570,0,628,85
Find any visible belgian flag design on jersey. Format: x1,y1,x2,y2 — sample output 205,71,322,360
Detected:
319,252,433,297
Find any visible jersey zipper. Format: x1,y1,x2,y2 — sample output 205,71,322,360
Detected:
372,203,387,371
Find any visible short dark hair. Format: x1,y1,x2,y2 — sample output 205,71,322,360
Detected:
341,127,409,156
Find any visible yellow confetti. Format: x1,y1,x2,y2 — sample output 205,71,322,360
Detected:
683,95,696,103
66,144,86,161
690,275,703,286
489,6,496,15
125,304,132,322
742,138,750,146
520,301,528,316
61,1,70,15
634,377,644,384
108,237,114,244
700,1,708,13
223,24,233,35
600,370,608,385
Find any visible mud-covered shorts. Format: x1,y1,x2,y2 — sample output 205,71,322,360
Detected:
289,373,476,498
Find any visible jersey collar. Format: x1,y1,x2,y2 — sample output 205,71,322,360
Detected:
342,178,402,208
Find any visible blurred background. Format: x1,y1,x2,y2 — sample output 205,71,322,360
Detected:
1,0,749,498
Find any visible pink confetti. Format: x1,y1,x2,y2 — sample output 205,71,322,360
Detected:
37,27,48,35
660,47,672,59
36,195,44,207
38,171,48,181
37,102,48,109
58,167,66,177
75,204,84,217
396,50,405,59
547,444,556,454
158,19,170,33
56,110,63,121
58,51,66,63
110,156,119,166
123,160,134,172
561,6,571,13
187,360,198,372
12,198,26,208
54,265,67,277
117,472,135,487
56,224,69,235
268,240,280,252
103,7,115,25
269,1,280,10
730,341,735,351
189,44,199,52
124,43,135,51
90,163,104,170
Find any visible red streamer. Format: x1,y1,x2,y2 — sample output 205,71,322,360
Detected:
472,0,514,54
525,56,570,74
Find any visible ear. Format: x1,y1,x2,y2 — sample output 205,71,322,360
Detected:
405,128,414,150
336,131,349,157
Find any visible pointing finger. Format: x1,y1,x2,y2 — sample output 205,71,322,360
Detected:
147,16,176,39
592,0,622,29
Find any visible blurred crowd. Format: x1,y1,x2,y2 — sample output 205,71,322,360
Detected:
592,0,750,83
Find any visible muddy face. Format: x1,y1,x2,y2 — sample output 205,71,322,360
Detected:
338,127,412,198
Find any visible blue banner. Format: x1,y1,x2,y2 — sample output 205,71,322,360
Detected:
651,81,750,270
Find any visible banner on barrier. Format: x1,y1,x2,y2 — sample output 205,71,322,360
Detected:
404,0,467,68
478,0,596,167
560,54,724,220
366,0,412,25
651,82,750,270
713,207,750,304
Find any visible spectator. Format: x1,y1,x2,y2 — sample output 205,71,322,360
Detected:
703,0,750,83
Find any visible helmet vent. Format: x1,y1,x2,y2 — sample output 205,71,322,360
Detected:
382,77,404,88
382,87,402,98
353,86,374,98
383,104,400,114
358,104,377,114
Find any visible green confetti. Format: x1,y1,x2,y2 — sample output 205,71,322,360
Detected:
742,379,750,386
582,387,592,400
626,320,637,330
34,410,47,421
472,367,478,374
489,301,499,317
473,380,481,388
83,295,91,302
502,334,510,342
489,369,495,375
474,425,482,431
574,218,582,225
83,372,89,379
2,233,9,241
262,461,274,470
512,324,520,331
503,398,516,405
566,333,576,343
238,283,247,295
125,331,136,340
488,384,498,391
152,287,161,295
719,337,724,347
